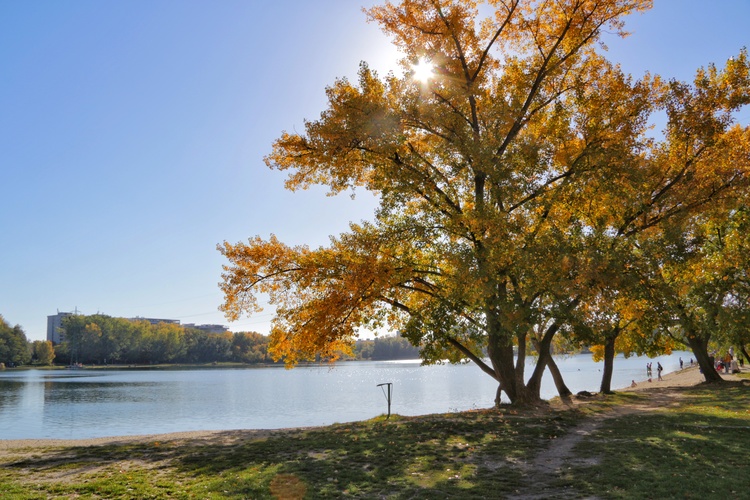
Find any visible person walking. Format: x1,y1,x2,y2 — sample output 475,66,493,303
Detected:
657,362,663,381
724,353,732,374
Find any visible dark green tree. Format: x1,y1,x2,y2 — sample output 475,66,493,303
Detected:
0,316,32,366
231,331,269,363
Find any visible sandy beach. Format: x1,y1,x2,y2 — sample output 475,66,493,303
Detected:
621,364,745,392
1,365,744,451
0,427,302,451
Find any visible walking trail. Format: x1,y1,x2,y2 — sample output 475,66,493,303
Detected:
506,365,746,500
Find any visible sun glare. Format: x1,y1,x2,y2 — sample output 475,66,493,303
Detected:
412,58,434,83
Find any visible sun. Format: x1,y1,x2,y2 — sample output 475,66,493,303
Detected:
412,57,434,83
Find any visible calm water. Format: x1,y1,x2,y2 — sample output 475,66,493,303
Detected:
0,353,689,440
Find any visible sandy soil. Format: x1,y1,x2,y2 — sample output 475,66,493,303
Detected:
621,364,745,391
0,427,308,451
1,365,744,452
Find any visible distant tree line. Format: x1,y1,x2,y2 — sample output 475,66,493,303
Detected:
0,315,55,367
354,336,421,360
1,313,422,367
56,314,269,365
56,315,423,365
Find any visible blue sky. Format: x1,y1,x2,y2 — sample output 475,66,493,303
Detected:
2,1,748,341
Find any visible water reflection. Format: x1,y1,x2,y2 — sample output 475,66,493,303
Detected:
0,380,23,410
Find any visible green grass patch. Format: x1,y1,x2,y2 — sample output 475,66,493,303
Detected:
570,382,750,499
0,408,573,499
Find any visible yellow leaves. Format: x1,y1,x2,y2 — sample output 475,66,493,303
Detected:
265,64,403,197
84,322,102,342
218,235,311,321
366,1,482,64
560,255,574,273
516,0,652,65
221,0,750,380
590,344,605,362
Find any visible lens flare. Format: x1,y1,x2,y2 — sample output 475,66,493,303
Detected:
412,58,434,83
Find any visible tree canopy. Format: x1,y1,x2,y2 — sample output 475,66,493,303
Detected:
219,0,750,404
0,315,31,367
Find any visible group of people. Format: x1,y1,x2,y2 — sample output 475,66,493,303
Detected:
635,352,744,387
715,348,743,374
646,361,663,382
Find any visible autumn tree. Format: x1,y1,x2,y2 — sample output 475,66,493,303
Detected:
557,48,750,390
634,205,749,382
616,52,750,382
219,0,749,404
718,206,750,363
32,340,56,366
574,290,676,393
220,0,656,405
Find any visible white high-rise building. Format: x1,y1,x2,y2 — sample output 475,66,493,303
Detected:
47,311,74,344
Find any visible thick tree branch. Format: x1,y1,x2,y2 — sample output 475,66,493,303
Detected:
446,336,498,381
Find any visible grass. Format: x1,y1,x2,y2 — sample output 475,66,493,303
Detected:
0,409,576,499
1,381,748,499
569,382,750,499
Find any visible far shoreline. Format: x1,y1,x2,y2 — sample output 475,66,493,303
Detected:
0,358,423,371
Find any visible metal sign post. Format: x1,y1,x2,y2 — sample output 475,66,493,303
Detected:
376,382,393,419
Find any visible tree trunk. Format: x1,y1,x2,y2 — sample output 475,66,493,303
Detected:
495,383,504,407
599,333,617,394
527,322,571,399
525,349,548,400
547,355,573,398
482,287,550,406
488,336,520,404
525,326,546,401
515,331,528,395
686,334,724,383
739,345,750,367
488,334,542,406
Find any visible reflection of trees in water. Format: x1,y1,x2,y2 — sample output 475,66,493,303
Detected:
43,380,160,404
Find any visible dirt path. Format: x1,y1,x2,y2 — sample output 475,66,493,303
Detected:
506,367,745,500
507,390,681,499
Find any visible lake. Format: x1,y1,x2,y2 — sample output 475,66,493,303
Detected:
0,352,691,440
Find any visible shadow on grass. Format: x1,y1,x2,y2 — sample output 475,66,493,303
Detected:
569,382,750,499
2,409,579,499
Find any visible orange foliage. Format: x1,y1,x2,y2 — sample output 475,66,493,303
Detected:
218,0,749,402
